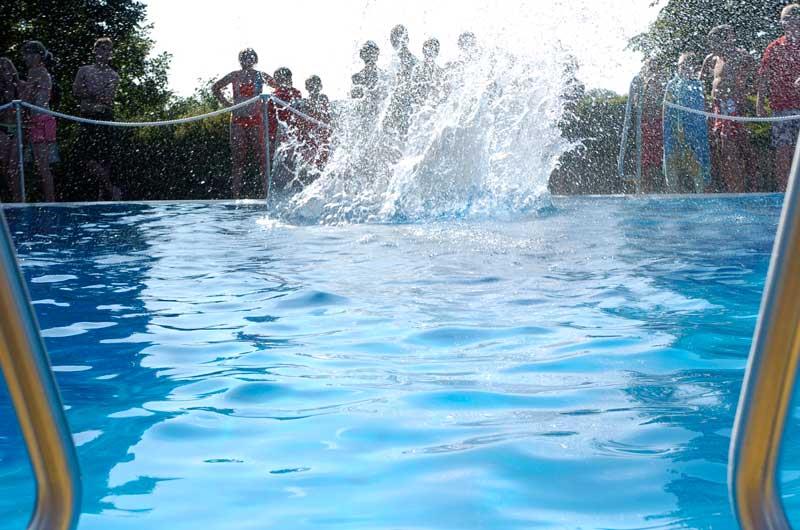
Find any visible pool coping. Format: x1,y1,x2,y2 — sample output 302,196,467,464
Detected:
0,193,784,208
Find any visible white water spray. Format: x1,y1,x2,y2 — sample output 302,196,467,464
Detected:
275,37,573,224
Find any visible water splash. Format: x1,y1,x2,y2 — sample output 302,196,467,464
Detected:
276,41,572,224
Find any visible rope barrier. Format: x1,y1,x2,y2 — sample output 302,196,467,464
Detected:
17,96,263,127
270,96,332,130
665,100,800,123
0,102,13,113
16,95,332,130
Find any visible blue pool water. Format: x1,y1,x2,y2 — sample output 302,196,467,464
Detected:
0,196,793,529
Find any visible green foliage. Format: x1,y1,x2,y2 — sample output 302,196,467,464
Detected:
55,80,239,202
631,0,787,64
1,0,173,117
550,90,629,195
0,3,246,202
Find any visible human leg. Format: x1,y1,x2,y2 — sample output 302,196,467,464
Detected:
33,143,55,202
719,136,746,193
230,122,247,199
245,124,267,197
771,114,800,192
0,132,20,201
29,115,56,202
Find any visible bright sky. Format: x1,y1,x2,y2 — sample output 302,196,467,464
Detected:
144,0,662,99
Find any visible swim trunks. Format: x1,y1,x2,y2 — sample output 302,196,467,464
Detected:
771,109,800,148
230,74,264,134
29,114,56,144
712,99,746,139
641,115,664,170
77,109,117,166
231,114,263,128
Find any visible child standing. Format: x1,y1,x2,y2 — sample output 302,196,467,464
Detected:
20,41,56,202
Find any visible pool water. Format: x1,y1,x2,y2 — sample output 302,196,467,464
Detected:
0,196,793,529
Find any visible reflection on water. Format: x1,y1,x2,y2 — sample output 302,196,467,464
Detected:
0,196,785,529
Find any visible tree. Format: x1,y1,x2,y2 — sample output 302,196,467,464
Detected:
1,0,173,119
550,89,629,195
630,0,788,65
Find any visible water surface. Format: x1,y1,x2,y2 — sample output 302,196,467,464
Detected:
0,196,787,529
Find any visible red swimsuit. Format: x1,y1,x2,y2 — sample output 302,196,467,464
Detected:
267,86,303,141
231,72,264,129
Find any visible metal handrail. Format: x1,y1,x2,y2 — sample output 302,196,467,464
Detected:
729,136,800,529
0,210,82,530
617,75,642,194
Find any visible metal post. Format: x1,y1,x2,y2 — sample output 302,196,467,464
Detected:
617,77,636,188
14,101,26,203
728,135,800,530
0,210,82,530
634,80,643,195
262,95,272,202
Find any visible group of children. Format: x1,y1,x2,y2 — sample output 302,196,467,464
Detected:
0,38,120,202
211,51,331,198
638,4,800,194
211,24,476,198
349,27,479,135
11,14,799,202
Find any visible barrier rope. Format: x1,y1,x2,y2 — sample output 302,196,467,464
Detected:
0,102,13,113
17,96,263,127
14,94,333,130
664,100,800,123
270,96,332,130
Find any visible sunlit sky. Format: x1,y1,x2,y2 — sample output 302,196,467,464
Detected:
144,0,662,99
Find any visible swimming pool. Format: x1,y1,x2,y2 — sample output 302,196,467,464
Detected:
0,195,793,529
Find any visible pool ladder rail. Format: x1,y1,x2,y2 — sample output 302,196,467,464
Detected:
729,137,800,529
0,214,81,530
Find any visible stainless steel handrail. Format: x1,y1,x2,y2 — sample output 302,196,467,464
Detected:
0,209,82,530
729,137,800,530
14,101,26,203
617,77,635,184
617,76,643,194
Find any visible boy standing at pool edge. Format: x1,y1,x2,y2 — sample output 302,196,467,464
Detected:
19,41,56,202
72,37,121,201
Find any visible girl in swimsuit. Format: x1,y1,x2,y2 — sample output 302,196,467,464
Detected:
212,48,276,199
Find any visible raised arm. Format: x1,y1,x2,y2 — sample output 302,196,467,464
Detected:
699,54,715,108
212,72,235,107
260,71,277,90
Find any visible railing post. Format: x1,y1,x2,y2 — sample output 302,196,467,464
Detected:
728,134,800,530
262,95,272,202
618,78,635,188
0,210,82,530
634,80,643,194
14,101,26,203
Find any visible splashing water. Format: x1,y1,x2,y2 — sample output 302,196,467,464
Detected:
275,41,572,224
